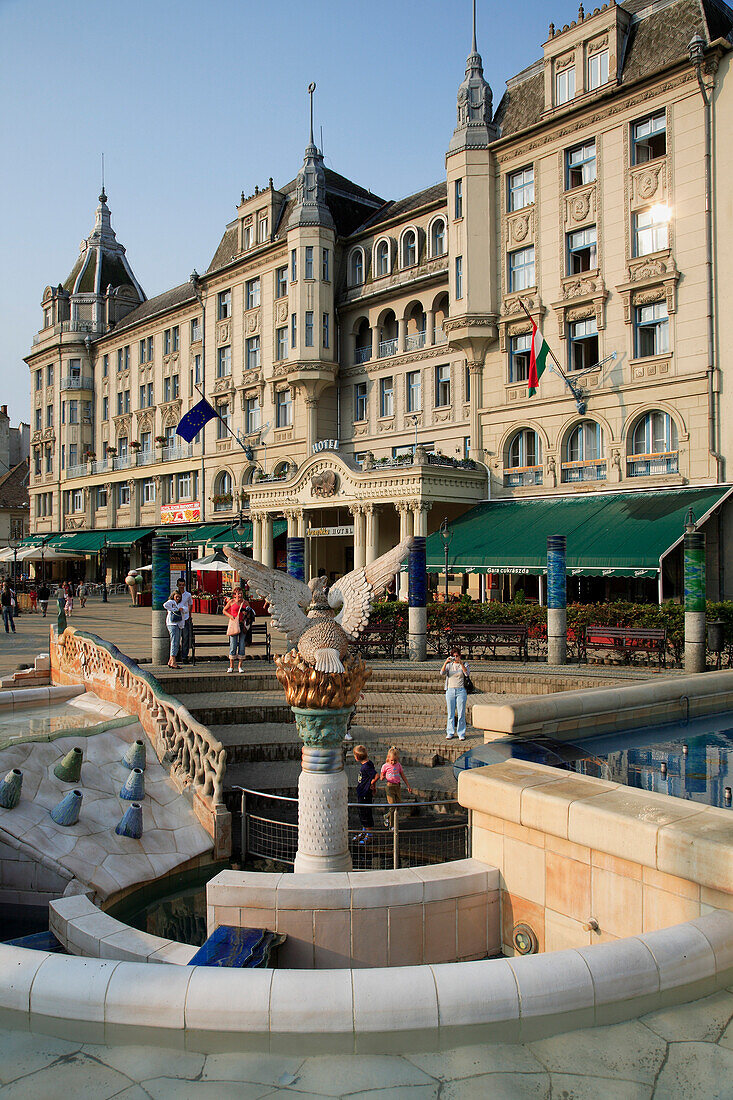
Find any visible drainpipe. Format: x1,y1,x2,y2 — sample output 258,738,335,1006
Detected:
689,35,723,483
191,271,206,520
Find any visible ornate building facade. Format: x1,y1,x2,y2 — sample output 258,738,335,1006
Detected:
25,0,733,595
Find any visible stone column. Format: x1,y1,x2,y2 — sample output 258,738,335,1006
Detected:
293,705,353,873
252,515,262,563
408,536,427,661
467,361,484,461
412,500,431,537
305,396,319,454
426,309,435,345
352,506,366,571
261,513,274,568
365,503,380,565
684,529,707,673
128,479,140,527
397,503,413,599
547,534,567,666
152,536,171,665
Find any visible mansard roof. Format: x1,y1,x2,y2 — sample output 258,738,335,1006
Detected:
62,191,145,303
108,282,197,336
0,460,29,512
351,181,447,236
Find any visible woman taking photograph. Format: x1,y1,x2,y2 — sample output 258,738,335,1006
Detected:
163,589,184,669
440,647,470,740
223,586,254,673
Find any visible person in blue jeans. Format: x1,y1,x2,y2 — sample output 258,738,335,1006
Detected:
441,648,469,740
163,590,184,668
1,582,16,634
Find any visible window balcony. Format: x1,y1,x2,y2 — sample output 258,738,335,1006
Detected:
404,331,426,352
91,458,108,475
503,465,543,488
354,346,372,364
627,451,678,478
378,338,398,358
66,464,87,479
61,375,94,391
561,460,607,483
433,326,447,344
162,443,193,462
136,449,155,467
112,455,131,470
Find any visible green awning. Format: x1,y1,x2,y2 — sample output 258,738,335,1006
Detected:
425,488,733,577
209,519,287,549
48,527,156,553
170,523,241,547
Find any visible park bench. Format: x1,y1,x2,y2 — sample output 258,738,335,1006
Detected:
446,624,529,661
580,625,667,667
190,619,271,663
353,622,399,659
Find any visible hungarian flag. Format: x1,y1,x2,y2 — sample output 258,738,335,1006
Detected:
527,320,550,397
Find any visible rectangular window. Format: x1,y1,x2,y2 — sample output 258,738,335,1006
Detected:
406,370,421,413
291,313,297,348
117,349,123,372
245,278,260,310
46,404,53,428
245,397,261,434
291,249,297,282
124,390,131,413
139,384,146,408
635,301,669,358
508,246,535,291
379,376,394,418
147,336,154,361
83,400,91,421
34,449,41,475
139,339,146,364
257,215,268,243
276,389,293,428
61,401,65,425
634,207,669,256
102,354,109,377
46,364,54,386
68,400,78,425
322,248,330,281
69,445,78,470
566,140,596,189
246,336,261,370
164,425,176,448
508,166,534,212
142,479,155,504
435,364,451,407
35,408,41,431
454,178,463,219
191,318,201,342
172,326,180,352
322,312,330,349
455,256,463,300
102,396,108,421
118,483,130,507
465,364,471,402
587,49,609,90
567,225,597,274
509,333,531,382
276,266,288,298
632,111,666,164
218,289,231,320
124,346,130,370
555,65,576,105
118,436,128,458
164,329,171,355
276,326,288,361
305,246,314,280
192,355,202,385
354,382,368,422
242,223,252,250
305,311,314,347
35,370,42,391
172,374,180,399
177,471,192,498
164,377,171,402
45,447,53,474
568,317,599,372
216,402,231,440
96,486,107,509
147,381,154,406
141,430,151,452
217,345,232,378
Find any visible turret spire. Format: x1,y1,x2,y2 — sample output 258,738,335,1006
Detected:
288,81,335,230
448,0,496,153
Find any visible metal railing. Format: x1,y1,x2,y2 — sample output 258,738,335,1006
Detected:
404,331,426,351
433,325,447,344
112,455,131,470
378,338,398,358
354,345,372,364
91,458,108,474
503,465,543,487
162,443,194,462
561,460,607,483
66,463,87,479
61,375,94,390
627,451,679,477
236,787,468,871
136,449,156,466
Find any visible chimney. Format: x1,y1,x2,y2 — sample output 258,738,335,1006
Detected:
0,406,7,417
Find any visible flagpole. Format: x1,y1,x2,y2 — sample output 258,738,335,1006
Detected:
518,299,587,414
192,384,253,458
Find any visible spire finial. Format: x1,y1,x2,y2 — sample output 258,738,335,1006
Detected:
99,152,106,204
308,81,316,146
471,0,477,53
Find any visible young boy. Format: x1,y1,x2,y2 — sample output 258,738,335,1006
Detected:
353,745,377,843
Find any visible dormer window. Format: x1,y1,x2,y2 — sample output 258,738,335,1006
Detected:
555,65,575,106
376,240,390,278
587,49,609,90
349,250,364,286
242,223,252,250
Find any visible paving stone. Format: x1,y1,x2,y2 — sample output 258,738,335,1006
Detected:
283,1055,436,1096
653,1040,733,1099
405,1043,545,1081
0,1030,83,1086
202,1052,303,1085
0,1051,134,1099
528,1020,667,1084
442,1073,550,1099
641,990,733,1043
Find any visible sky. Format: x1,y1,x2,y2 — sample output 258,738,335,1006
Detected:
0,0,566,427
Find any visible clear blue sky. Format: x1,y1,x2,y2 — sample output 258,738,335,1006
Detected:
0,0,569,426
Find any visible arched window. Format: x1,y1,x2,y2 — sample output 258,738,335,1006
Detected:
402,230,417,268
273,461,290,479
213,471,233,511
430,219,445,257
350,250,364,286
562,420,606,482
504,429,542,487
376,240,390,278
628,412,679,476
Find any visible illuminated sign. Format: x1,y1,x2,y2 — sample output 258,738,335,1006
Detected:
160,501,201,525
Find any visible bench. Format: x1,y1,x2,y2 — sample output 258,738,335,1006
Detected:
190,619,271,662
580,625,667,667
446,624,529,662
353,622,399,659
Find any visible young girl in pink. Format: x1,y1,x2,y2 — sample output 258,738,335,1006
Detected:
377,746,413,828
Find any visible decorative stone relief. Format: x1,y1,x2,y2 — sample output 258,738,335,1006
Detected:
217,322,230,345
564,186,596,226
509,212,532,244
245,310,260,335
631,162,664,206
276,301,288,323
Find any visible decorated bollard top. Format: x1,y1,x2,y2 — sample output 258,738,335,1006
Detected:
225,538,413,709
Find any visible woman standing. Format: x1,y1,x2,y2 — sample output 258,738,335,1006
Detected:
440,648,470,740
163,589,184,669
223,586,252,673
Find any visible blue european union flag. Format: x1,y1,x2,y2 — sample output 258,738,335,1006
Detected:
176,398,218,442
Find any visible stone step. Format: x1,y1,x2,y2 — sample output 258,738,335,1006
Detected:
224,758,459,801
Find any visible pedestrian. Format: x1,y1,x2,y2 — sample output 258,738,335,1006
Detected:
377,746,413,829
1,582,16,634
175,578,193,663
441,647,470,740
223,586,253,673
38,582,50,618
64,584,74,616
353,744,377,842
29,586,37,613
78,582,87,608
163,590,184,669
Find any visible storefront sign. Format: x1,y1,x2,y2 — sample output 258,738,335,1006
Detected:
160,501,201,525
307,525,354,538
312,439,339,453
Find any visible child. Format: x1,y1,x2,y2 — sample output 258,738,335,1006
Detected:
353,745,376,842
377,746,413,829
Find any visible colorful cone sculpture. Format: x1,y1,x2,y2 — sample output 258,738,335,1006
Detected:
122,739,146,771
0,769,23,809
120,767,144,801
50,789,83,826
115,802,143,839
53,746,83,783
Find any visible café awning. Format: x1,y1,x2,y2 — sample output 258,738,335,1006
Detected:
47,527,156,553
425,487,733,577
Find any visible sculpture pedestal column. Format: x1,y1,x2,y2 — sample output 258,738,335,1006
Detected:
292,705,353,873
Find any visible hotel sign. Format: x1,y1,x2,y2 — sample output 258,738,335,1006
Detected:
307,525,354,538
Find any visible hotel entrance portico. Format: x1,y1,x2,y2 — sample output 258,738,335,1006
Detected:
246,449,486,589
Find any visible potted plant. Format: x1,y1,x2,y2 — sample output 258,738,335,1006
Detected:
106,446,117,457
130,440,142,451
155,435,167,446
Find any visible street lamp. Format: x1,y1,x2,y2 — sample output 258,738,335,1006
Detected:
7,538,20,595
440,517,452,603
101,535,108,603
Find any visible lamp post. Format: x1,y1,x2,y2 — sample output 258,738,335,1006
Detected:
101,536,108,603
8,538,20,596
440,517,452,603
39,544,45,586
